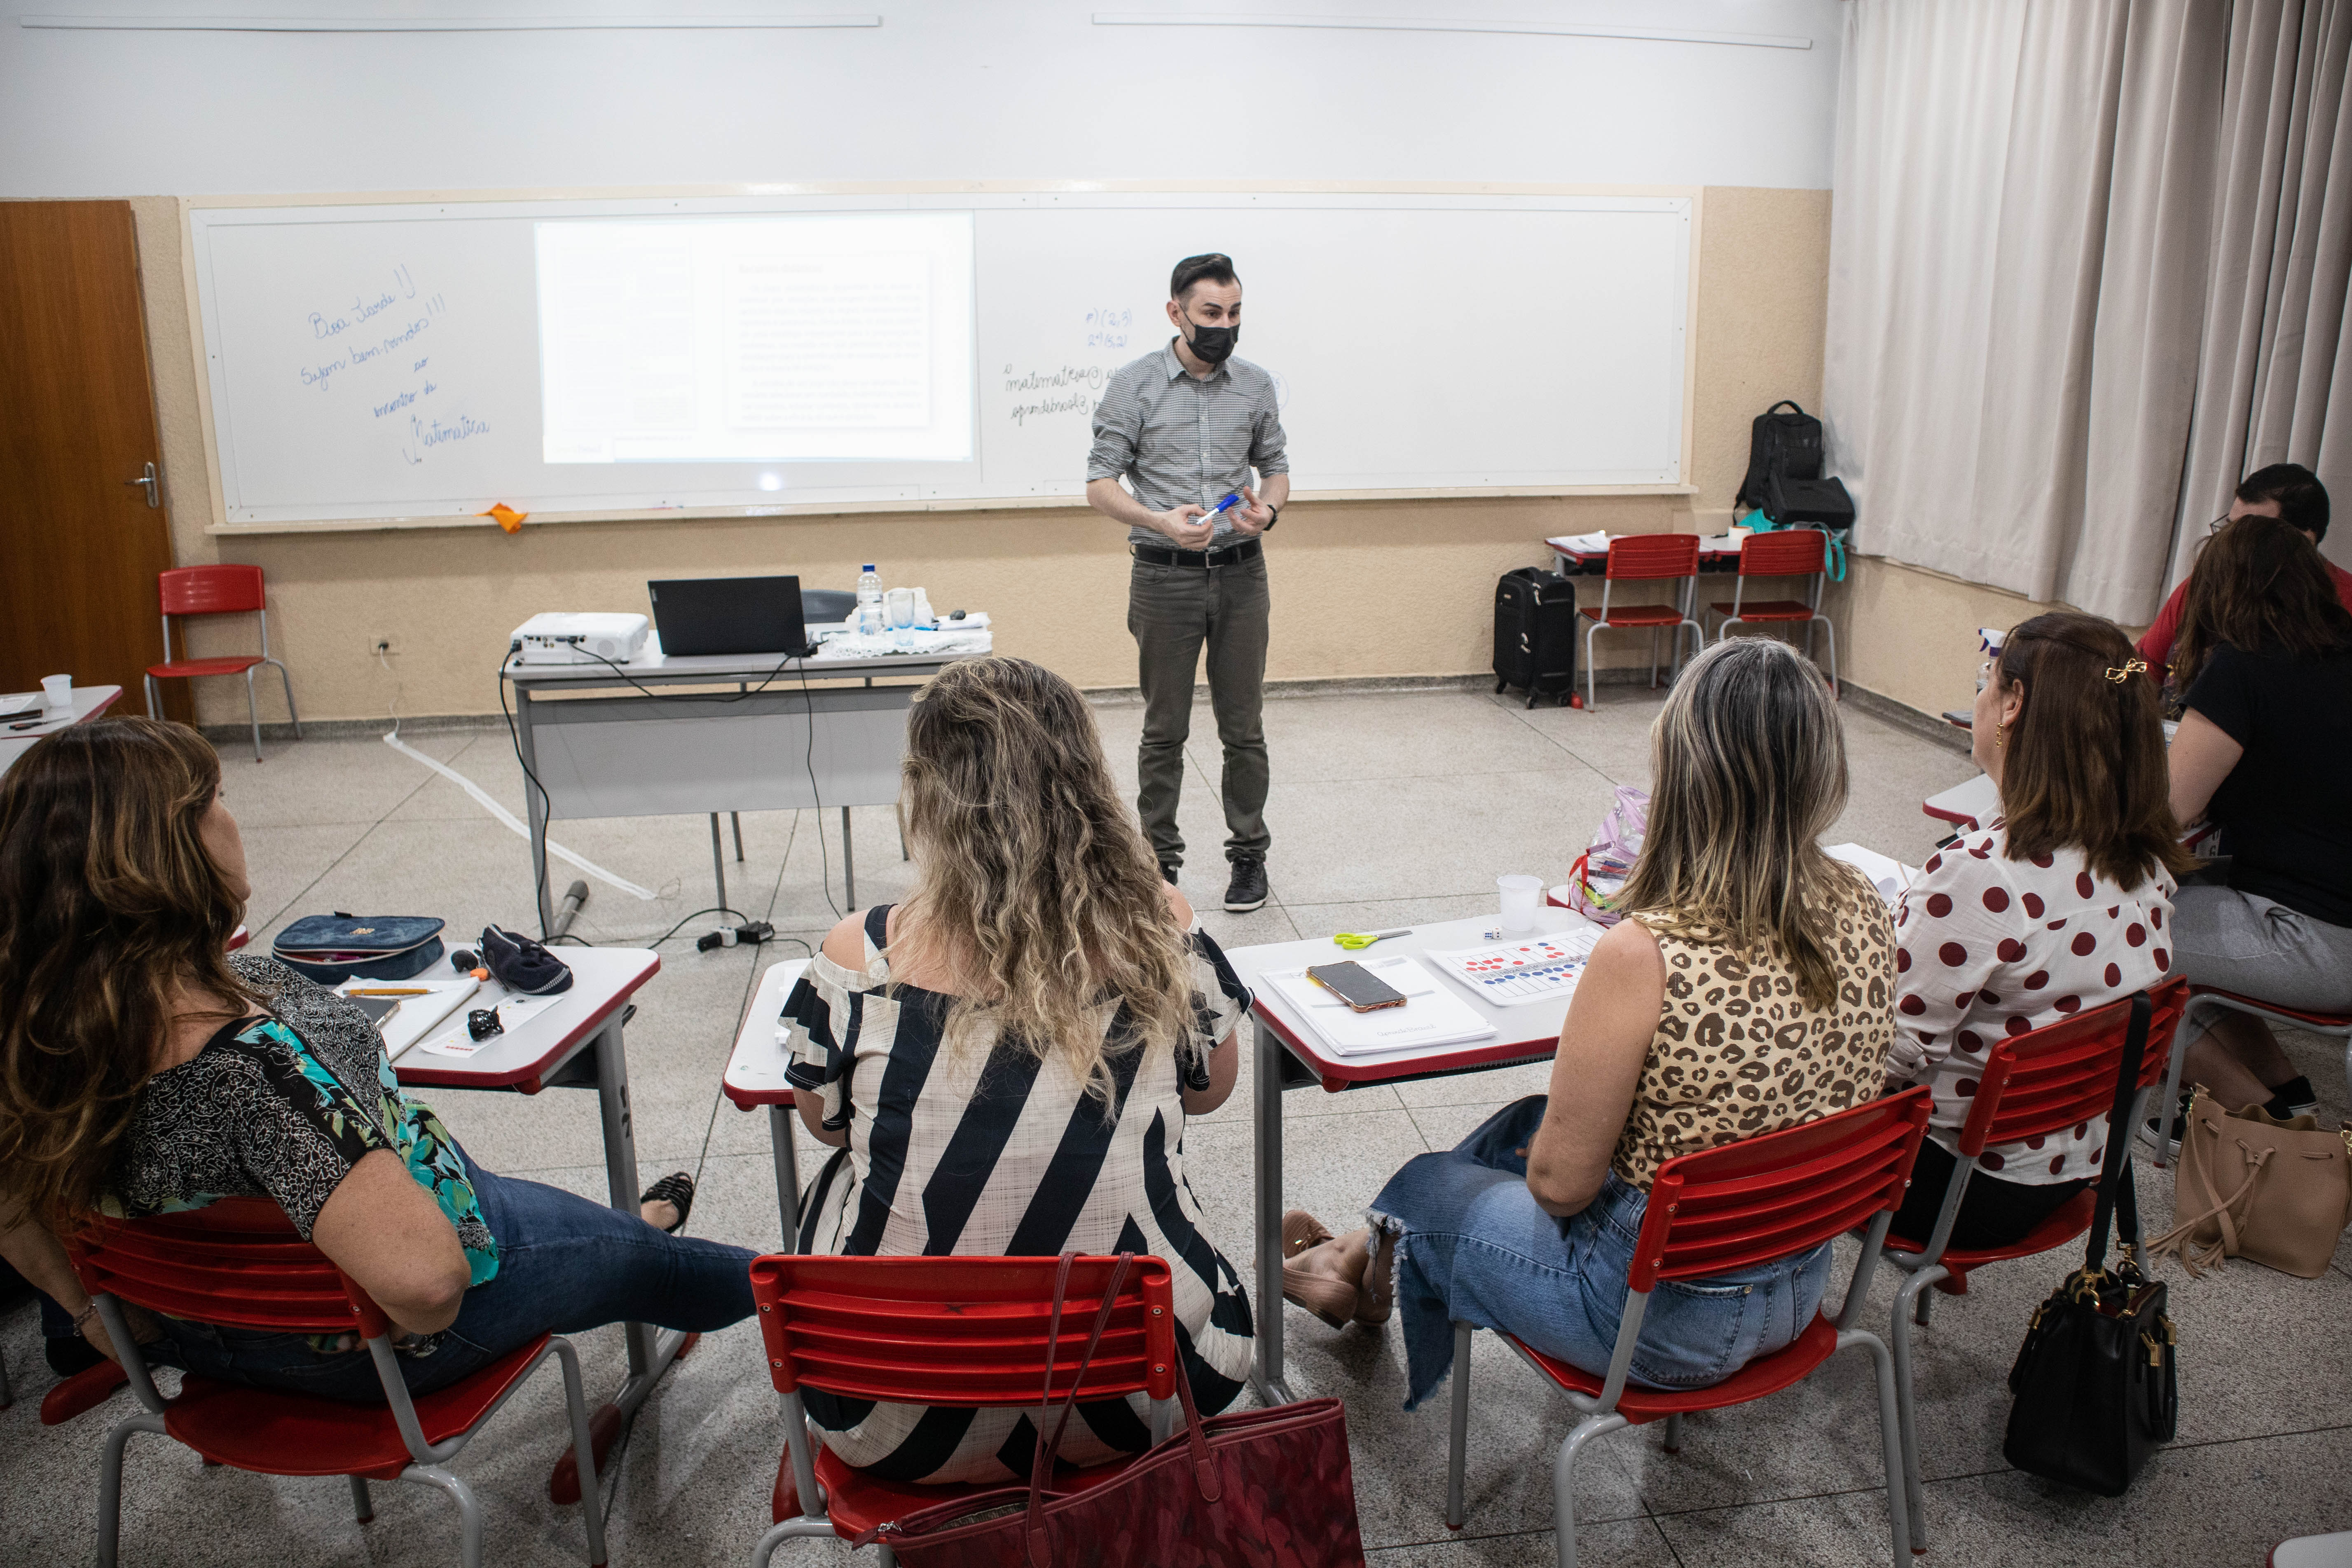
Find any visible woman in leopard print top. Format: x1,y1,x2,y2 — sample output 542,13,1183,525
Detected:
1287,640,1897,1408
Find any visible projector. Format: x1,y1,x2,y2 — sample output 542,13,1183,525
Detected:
510,612,650,666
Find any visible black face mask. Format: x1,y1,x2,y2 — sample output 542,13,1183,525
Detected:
1182,318,1238,364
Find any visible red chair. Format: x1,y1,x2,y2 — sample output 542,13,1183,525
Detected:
2150,986,2351,1166
1711,527,1839,693
68,1197,607,1568
1575,534,1705,709
144,564,302,762
750,1254,1179,1568
1445,1088,1934,1567
1875,978,2185,1552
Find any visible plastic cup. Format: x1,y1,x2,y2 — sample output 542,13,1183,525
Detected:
1497,873,1544,934
41,674,72,715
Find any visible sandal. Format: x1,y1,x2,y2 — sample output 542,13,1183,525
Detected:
640,1171,696,1234
1280,1210,1364,1330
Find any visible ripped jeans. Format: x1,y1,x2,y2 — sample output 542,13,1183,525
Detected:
1370,1096,1829,1410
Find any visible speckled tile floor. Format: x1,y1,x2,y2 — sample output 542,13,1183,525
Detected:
5,684,2346,1566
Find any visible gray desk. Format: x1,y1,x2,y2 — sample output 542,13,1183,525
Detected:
0,685,122,775
501,636,975,932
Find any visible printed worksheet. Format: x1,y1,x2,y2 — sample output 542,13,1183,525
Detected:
1425,927,1604,1007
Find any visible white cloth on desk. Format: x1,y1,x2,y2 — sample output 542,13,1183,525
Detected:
812,626,993,660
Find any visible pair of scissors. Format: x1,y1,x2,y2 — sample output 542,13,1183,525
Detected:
1332,928,1412,950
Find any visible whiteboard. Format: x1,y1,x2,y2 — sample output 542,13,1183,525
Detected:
187,190,1695,527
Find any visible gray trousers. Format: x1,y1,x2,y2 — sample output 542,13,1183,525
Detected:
1128,552,1271,869
2170,877,2352,1046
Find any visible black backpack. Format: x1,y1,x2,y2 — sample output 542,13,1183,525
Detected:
1736,400,1825,515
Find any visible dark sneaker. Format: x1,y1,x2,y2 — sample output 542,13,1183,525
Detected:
2140,1090,2194,1160
1224,855,1268,913
1161,862,1180,886
2266,1075,2320,1121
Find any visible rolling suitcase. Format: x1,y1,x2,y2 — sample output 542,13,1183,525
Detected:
1493,567,1579,708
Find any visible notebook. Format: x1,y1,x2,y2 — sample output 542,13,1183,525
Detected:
1260,956,1496,1058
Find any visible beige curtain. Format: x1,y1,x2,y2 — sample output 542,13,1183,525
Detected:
2171,0,2352,583
1823,0,2333,625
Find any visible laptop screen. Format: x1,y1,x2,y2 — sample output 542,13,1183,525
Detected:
646,576,808,658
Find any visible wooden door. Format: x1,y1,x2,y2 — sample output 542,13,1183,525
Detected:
0,201,179,713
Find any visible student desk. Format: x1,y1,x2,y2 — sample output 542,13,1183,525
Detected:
723,956,814,1245
394,945,669,1489
1226,906,1601,1404
0,683,120,775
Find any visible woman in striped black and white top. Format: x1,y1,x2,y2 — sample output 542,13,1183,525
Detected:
780,656,1255,1486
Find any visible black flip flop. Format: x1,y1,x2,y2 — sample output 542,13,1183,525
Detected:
639,1170,695,1233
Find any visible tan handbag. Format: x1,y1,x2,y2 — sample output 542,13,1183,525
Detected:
2150,1086,2352,1278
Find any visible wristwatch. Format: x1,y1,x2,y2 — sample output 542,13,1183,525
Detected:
1264,505,1280,531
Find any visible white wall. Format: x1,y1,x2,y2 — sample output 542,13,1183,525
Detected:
1,1,1842,197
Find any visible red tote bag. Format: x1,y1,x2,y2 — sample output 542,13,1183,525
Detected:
857,1254,1365,1568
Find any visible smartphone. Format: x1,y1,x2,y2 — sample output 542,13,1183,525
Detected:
1306,961,1409,1013
349,995,403,1030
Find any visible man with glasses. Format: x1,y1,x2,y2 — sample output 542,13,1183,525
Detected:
1085,253,1290,913
2139,464,2352,682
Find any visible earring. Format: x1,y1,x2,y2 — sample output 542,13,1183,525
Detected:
1994,718,2006,748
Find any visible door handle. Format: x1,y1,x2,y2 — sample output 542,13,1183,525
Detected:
124,462,159,508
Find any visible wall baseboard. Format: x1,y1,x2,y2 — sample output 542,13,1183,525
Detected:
1837,681,1972,755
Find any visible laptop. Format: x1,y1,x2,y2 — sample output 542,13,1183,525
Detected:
646,575,814,658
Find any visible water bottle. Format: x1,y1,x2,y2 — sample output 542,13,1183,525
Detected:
855,564,883,637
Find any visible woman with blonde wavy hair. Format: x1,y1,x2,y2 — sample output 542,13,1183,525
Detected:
780,655,1254,1483
1285,638,1896,1408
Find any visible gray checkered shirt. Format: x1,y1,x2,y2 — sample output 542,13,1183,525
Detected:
1086,341,1290,547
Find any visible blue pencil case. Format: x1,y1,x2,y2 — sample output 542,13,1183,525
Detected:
272,913,447,985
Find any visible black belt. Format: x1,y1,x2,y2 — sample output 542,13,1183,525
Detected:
1132,538,1263,569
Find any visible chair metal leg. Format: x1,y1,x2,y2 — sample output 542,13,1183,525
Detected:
877,1547,900,1568
268,658,303,740
144,674,160,720
244,667,264,762
753,1519,841,1568
709,814,729,914
1649,627,1661,688
1445,1320,1474,1529
1818,617,1840,695
404,1465,486,1568
349,1474,374,1523
1889,1266,1943,1553
842,806,857,910
1584,622,1601,710
1662,1412,1684,1453
1840,1328,1917,1563
731,812,745,862
1552,1412,1628,1568
96,1411,167,1568
552,1337,611,1567
2154,999,2197,1169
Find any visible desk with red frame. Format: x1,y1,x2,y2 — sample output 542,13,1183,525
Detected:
1226,907,1599,1404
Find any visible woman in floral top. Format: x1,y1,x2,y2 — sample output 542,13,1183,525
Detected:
0,719,756,1400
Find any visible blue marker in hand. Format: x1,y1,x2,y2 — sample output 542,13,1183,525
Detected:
1204,492,1243,524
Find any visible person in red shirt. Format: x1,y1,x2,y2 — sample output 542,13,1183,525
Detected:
2140,463,2352,682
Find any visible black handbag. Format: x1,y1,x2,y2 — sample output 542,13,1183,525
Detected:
2001,991,2179,1495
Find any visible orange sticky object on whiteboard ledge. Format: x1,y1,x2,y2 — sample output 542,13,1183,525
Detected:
478,503,527,533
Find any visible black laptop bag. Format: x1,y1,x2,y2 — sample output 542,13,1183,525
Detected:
1736,400,1826,514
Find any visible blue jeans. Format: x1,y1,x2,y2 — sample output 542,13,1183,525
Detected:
1371,1097,1831,1410
148,1158,757,1403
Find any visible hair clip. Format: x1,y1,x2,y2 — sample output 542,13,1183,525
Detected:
2104,658,2148,683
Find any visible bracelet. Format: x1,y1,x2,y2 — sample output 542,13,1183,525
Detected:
70,1300,101,1333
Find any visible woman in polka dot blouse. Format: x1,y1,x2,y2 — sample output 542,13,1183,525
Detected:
1884,613,2195,1249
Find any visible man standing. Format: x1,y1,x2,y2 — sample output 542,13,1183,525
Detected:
1086,253,1289,913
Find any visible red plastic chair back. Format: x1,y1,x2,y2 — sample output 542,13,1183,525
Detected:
750,1255,1178,1406
1956,976,2186,1156
1603,534,1701,581
69,1196,381,1337
1739,529,1827,578
159,564,267,617
1629,1087,1933,1292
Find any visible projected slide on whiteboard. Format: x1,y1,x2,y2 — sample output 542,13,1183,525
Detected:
535,212,975,464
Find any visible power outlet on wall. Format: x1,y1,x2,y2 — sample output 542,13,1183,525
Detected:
370,636,399,658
